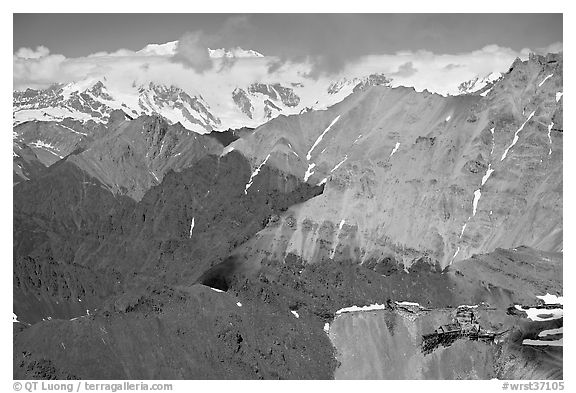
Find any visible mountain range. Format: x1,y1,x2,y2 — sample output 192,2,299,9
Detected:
13,50,563,380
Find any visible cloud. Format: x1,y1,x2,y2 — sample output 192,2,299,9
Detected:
13,47,68,89
216,56,237,73
12,40,563,98
171,32,213,72
340,44,542,95
14,46,50,59
391,62,417,78
443,63,464,71
167,15,255,73
526,41,563,56
266,59,286,74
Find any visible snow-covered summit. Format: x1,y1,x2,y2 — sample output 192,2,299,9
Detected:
13,78,220,134
457,72,502,96
136,41,264,58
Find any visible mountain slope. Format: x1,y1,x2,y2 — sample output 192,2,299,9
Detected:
67,113,223,200
13,141,46,184
227,53,563,269
13,148,324,324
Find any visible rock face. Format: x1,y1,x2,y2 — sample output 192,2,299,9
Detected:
13,54,562,380
205,127,254,147
328,304,562,380
232,83,301,121
13,140,46,184
68,114,223,200
328,73,392,95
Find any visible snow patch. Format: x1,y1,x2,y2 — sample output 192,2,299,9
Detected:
245,153,271,193
451,246,460,263
329,219,347,259
236,302,242,307
395,301,421,307
538,327,563,337
537,293,563,305
335,303,387,314
304,162,316,182
330,155,348,173
459,223,467,238
30,140,55,150
538,74,553,87
317,178,328,186
472,189,482,216
29,140,63,159
481,164,494,186
291,310,300,318
480,86,493,97
210,287,224,293
306,115,341,161
59,123,87,136
547,122,554,155
523,338,562,347
489,127,495,155
514,305,563,321
390,142,400,157
324,323,330,333
445,115,451,122
501,111,535,161
189,217,195,238
221,145,235,156
556,92,563,102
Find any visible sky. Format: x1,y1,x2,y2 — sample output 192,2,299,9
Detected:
14,14,562,58
13,14,563,93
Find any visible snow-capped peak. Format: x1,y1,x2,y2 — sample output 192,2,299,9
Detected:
136,41,178,56
457,72,502,95
328,73,392,96
61,77,104,99
208,47,264,58
136,41,264,58
13,78,221,134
